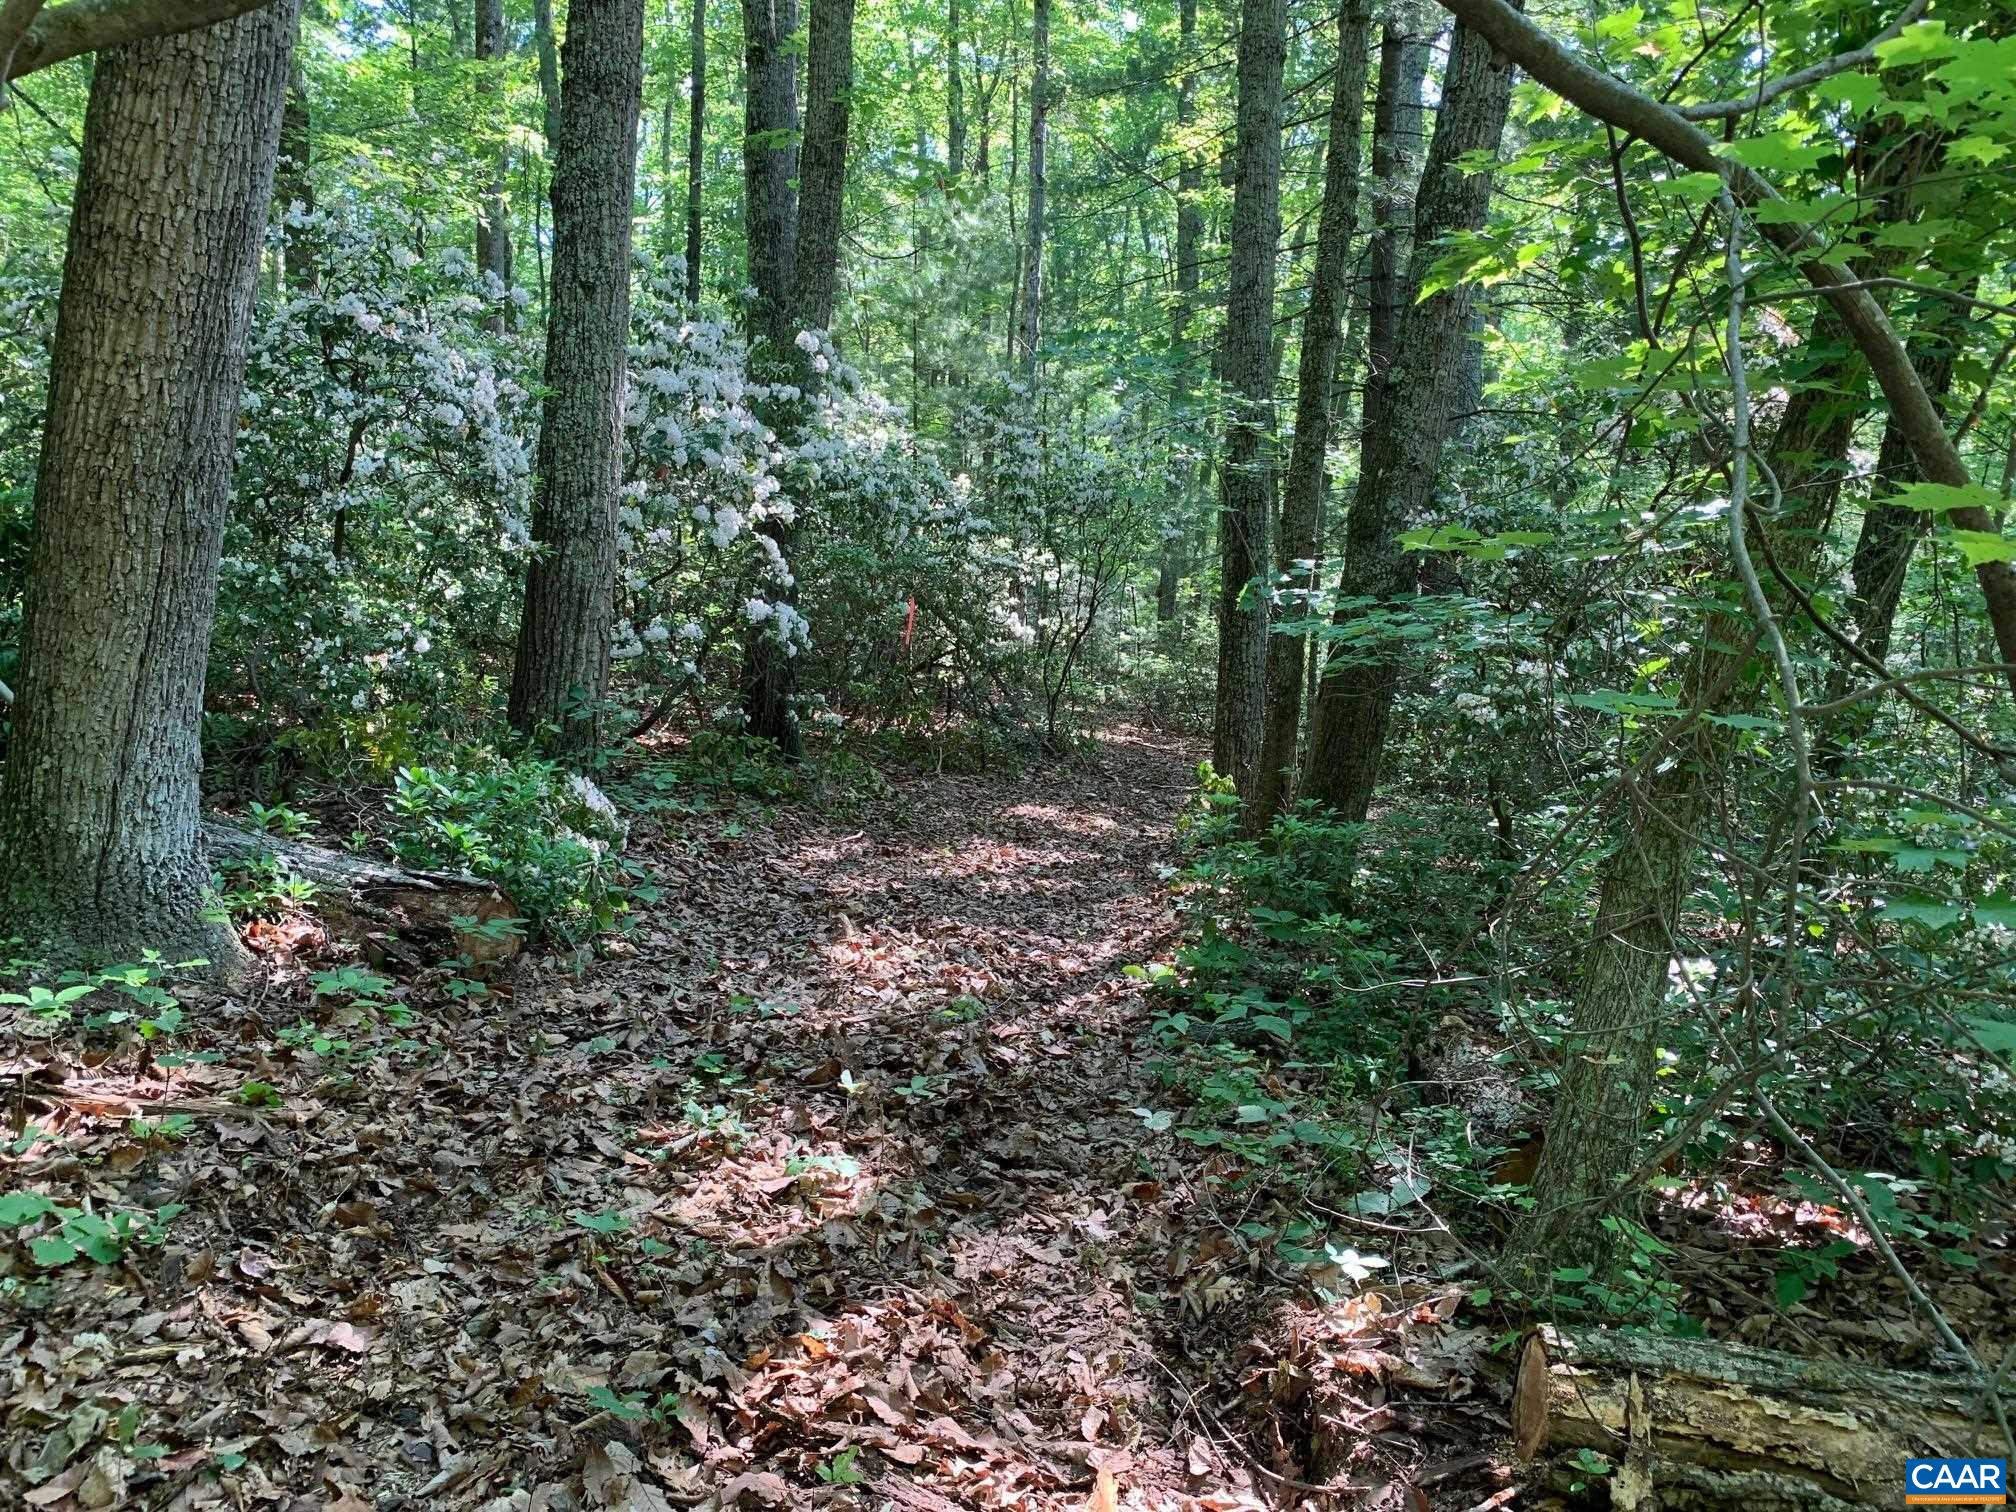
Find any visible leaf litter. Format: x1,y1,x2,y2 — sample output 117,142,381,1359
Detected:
2,727,1512,1510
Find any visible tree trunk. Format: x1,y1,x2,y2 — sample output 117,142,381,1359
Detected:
945,0,964,178
475,0,512,326
1513,1325,1998,1507
1301,14,1512,823
1249,0,1371,827
533,0,562,146
507,0,645,754
737,0,854,756
0,0,300,969
276,35,318,292
204,822,522,967
1511,315,1866,1274
685,0,704,302
791,0,853,335
1016,0,1048,379
1210,0,1285,795
1845,313,1965,671
1154,0,1204,625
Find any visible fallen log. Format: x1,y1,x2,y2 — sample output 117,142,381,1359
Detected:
1512,1323,2000,1509
203,820,521,966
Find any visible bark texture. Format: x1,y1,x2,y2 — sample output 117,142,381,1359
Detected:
1514,1325,1996,1506
0,0,300,966
6,0,279,80
1016,0,1049,378
1846,305,1965,669
737,0,856,754
507,0,645,753
1154,0,1205,624
533,0,562,144
1300,15,1513,822
945,0,964,177
474,0,512,321
1249,0,1371,826
685,0,705,301
1210,0,1285,795
276,38,318,292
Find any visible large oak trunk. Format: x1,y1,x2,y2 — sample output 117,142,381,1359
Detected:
1514,1325,1998,1509
0,0,301,969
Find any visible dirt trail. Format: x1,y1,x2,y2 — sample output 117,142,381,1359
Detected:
10,728,1372,1510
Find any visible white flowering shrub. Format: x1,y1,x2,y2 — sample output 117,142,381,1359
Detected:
214,196,537,737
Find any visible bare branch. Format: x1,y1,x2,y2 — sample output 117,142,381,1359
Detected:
1677,0,1928,122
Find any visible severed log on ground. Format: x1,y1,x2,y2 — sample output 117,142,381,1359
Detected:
1512,1323,2004,1509
203,820,521,967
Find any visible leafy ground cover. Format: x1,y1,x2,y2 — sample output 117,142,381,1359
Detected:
3,728,2010,1509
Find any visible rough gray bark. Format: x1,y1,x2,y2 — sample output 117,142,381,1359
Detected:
1434,0,2016,695
1301,15,1513,822
1210,0,1285,795
1016,0,1049,378
737,0,855,755
741,0,800,360
685,0,704,302
1250,0,1371,827
0,0,300,968
792,0,853,333
507,0,645,753
474,0,512,325
1848,316,1964,669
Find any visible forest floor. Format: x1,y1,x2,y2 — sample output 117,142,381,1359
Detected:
2,725,1516,1511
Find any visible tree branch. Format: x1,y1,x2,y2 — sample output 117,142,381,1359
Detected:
0,0,47,80
7,0,276,81
1676,0,1928,122
1433,0,2016,696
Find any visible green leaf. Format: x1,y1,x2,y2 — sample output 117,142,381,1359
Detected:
1714,131,1828,174
1889,481,2004,515
1966,1017,2016,1054
1972,894,2016,931
30,1235,79,1266
1815,73,1883,112
1662,171,1725,203
1774,1266,1809,1306
1875,20,1957,67
1251,1014,1294,1042
1880,893,1963,929
571,1210,630,1234
1949,529,2016,566
0,1191,56,1225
